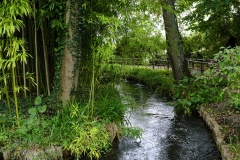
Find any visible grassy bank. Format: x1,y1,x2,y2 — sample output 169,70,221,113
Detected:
0,84,141,159
101,64,174,99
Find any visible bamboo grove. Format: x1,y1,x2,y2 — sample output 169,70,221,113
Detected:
1,0,64,103
0,0,128,115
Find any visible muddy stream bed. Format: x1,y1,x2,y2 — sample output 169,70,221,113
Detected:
88,81,221,160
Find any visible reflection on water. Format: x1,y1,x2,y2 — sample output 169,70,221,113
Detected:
98,81,221,160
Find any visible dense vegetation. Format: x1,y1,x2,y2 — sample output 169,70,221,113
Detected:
1,0,240,159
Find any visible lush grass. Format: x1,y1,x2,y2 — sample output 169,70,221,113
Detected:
101,64,174,98
94,84,127,122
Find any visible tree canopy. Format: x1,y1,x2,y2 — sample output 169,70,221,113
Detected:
1,0,240,104
182,0,240,57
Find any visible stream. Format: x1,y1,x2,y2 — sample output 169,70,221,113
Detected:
99,81,221,160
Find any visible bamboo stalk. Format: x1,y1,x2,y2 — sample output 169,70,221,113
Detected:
38,1,50,96
34,3,39,96
11,44,20,128
0,54,11,113
41,23,50,96
22,16,27,98
27,17,34,92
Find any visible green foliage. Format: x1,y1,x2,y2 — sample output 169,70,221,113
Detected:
50,103,112,159
64,116,111,159
100,64,125,83
113,0,166,62
0,0,31,37
172,77,224,114
173,47,240,114
44,0,66,93
132,67,173,97
184,0,239,34
182,33,207,58
0,0,32,128
183,0,240,56
94,85,127,122
229,136,240,160
210,47,240,110
0,96,52,155
115,27,166,61
67,0,128,98
101,64,174,98
19,97,48,140
0,84,142,159
53,84,141,159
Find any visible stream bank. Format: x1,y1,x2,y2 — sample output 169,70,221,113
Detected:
97,81,221,160
200,105,239,160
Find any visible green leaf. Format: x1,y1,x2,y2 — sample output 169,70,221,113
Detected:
219,77,223,82
28,107,37,116
37,105,47,113
20,125,28,135
186,101,192,106
34,96,41,105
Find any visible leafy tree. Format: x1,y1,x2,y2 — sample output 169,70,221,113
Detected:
115,27,167,62
182,33,207,59
182,0,240,57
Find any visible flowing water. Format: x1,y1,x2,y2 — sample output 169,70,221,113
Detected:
99,81,221,160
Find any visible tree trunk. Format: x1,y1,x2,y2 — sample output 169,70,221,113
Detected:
60,0,80,105
162,0,191,80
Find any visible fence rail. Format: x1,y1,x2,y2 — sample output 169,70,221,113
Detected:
187,58,215,73
109,58,215,73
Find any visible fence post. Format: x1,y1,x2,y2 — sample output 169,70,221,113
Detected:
192,59,194,69
167,58,170,69
152,59,155,69
200,59,204,73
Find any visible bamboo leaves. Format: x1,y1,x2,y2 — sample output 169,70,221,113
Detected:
0,0,31,16
0,18,24,37
2,38,27,70
0,0,32,127
0,0,31,37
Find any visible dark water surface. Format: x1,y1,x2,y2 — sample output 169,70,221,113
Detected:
97,81,221,160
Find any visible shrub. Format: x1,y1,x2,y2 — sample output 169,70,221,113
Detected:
173,47,240,114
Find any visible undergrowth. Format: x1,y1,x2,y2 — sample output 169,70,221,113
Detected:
172,47,240,114
0,84,141,159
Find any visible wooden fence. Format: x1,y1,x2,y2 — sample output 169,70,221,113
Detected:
187,58,215,73
109,58,215,73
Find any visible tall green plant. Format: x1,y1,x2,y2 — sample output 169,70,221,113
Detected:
206,47,240,109
0,0,32,128
172,47,240,114
0,45,11,113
